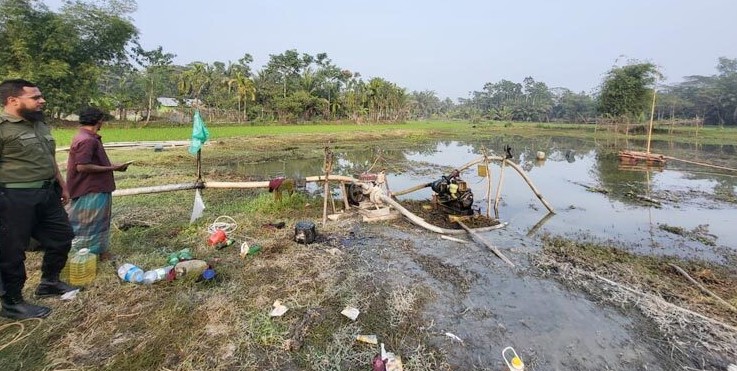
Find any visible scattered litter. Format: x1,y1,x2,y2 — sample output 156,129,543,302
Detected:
341,306,360,321
380,343,404,371
167,248,193,266
174,259,208,278
240,242,262,258
208,229,227,246
294,221,317,244
60,289,80,301
502,346,524,371
189,189,206,223
372,353,385,371
327,213,344,221
270,300,289,317
200,267,216,281
444,332,464,343
356,334,378,344
326,248,342,256
262,221,286,229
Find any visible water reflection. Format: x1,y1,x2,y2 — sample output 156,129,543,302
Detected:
226,137,737,260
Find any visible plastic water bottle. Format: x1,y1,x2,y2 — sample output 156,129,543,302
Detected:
167,248,193,265
240,243,262,258
174,260,208,279
502,346,524,371
117,263,144,283
142,266,174,284
68,248,97,286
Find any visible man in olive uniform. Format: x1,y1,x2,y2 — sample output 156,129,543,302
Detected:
0,79,77,320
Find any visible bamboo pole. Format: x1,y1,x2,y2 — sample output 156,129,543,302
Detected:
56,140,191,152
482,153,492,219
341,182,350,210
664,156,737,173
493,159,506,219
381,170,391,195
112,183,199,196
503,159,555,214
330,190,337,213
457,221,514,267
668,263,737,313
196,149,202,181
323,177,330,225
322,147,333,226
304,175,358,183
646,89,657,154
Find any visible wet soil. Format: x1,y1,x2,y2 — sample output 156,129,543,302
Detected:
333,210,737,370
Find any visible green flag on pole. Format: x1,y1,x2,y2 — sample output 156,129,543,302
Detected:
188,110,210,155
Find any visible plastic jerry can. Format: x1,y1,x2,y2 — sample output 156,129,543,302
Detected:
68,248,97,286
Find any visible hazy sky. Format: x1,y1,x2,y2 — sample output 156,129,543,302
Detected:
46,0,736,100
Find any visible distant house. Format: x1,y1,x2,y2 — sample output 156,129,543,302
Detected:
156,97,203,111
157,97,179,108
155,97,204,123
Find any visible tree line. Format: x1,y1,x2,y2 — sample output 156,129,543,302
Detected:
1,0,735,126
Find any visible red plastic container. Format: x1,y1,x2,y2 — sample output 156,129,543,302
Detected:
208,229,227,246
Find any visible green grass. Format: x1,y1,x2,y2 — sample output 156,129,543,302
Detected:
51,120,737,148
52,121,458,147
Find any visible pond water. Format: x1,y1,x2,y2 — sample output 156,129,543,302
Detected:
234,136,737,261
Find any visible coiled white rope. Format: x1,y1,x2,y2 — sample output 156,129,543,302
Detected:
0,318,43,352
207,215,238,234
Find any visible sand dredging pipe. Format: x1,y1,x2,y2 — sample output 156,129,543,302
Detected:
111,175,360,196
112,173,516,264
111,174,508,237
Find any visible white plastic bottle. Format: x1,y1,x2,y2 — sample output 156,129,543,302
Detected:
502,346,524,371
142,266,174,284
117,263,144,283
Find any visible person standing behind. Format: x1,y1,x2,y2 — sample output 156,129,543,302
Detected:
0,79,77,320
66,107,130,262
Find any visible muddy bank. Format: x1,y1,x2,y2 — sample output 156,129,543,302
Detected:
334,212,737,370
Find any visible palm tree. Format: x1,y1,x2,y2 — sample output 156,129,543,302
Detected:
178,62,213,117
233,71,256,123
